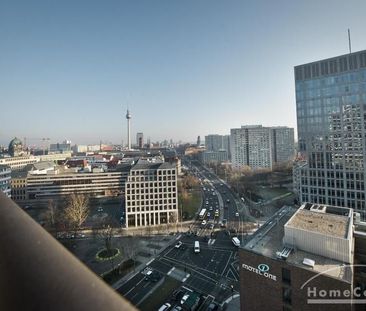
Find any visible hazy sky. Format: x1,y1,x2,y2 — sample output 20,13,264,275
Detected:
1,0,366,146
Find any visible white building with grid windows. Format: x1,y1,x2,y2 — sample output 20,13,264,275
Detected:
125,160,178,228
230,125,294,169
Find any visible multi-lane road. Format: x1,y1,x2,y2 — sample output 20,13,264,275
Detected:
116,159,245,310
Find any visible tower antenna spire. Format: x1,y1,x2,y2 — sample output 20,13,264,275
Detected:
348,29,352,54
126,108,132,150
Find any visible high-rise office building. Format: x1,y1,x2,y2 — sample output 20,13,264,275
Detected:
136,132,143,149
204,134,231,163
230,125,294,169
205,134,225,151
294,50,366,218
272,127,295,164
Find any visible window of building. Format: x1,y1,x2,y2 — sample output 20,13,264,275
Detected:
282,268,291,285
282,287,292,305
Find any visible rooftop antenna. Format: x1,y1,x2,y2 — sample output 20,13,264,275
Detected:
348,29,352,54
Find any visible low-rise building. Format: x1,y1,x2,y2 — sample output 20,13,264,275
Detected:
11,170,27,201
240,203,358,310
0,155,39,171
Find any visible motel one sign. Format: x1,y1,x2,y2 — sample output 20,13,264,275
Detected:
242,263,277,281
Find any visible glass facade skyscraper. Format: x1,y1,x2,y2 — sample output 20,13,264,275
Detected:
294,50,366,218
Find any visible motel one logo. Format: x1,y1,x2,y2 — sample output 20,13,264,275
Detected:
242,263,277,281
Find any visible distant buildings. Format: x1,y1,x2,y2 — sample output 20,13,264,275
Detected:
201,134,231,164
49,140,71,153
230,125,294,170
136,132,144,148
0,156,39,171
294,50,366,218
11,162,129,204
239,203,363,310
0,165,11,197
125,160,178,228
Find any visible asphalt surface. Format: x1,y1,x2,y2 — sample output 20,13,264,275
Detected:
116,160,242,310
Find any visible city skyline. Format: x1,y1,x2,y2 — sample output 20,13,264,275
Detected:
1,1,366,145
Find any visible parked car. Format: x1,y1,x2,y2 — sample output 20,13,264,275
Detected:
175,241,183,249
158,303,171,311
144,270,161,282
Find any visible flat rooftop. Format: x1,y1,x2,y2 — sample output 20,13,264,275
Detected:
286,209,348,238
242,206,352,283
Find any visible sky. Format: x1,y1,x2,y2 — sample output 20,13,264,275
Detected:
1,0,366,146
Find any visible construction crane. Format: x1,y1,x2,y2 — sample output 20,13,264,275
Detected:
23,137,51,155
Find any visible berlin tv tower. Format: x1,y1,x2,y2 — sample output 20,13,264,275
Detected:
126,109,132,150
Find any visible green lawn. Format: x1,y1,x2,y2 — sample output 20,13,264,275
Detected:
138,276,181,310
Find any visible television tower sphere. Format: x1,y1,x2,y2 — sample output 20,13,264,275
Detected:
126,109,131,119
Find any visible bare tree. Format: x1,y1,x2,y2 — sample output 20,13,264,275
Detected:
169,212,178,232
64,193,90,232
122,237,139,271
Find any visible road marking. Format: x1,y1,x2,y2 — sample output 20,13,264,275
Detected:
222,251,233,276
124,276,146,296
182,273,190,282
182,286,193,292
167,267,175,275
145,258,155,266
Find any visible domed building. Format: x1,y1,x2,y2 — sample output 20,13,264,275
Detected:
8,137,23,157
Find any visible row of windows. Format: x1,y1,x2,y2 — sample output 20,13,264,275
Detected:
127,206,177,213
130,169,176,176
295,54,366,81
126,193,176,200
127,182,176,188
127,199,177,206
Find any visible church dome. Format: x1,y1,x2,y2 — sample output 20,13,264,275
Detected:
8,137,23,157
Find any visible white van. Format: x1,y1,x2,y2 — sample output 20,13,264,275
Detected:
194,241,200,253
232,237,240,247
158,303,171,311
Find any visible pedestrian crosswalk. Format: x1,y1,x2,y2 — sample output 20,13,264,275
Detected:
207,239,216,246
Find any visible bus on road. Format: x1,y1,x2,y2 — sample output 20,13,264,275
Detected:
199,208,207,220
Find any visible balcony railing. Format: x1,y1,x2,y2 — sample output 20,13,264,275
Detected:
0,192,136,311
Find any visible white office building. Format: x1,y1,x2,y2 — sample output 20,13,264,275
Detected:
125,160,178,228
